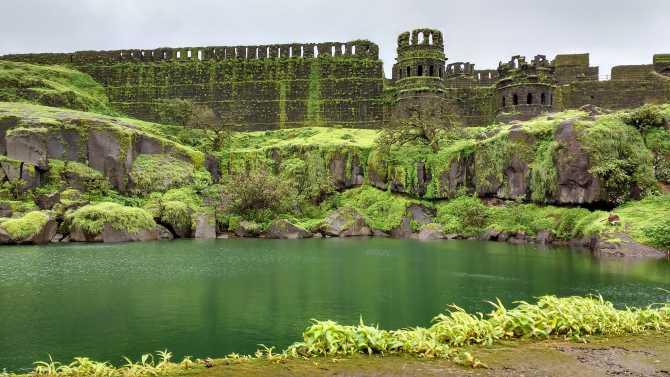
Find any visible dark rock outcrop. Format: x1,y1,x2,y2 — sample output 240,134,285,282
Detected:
87,130,129,192
6,129,48,170
554,121,601,204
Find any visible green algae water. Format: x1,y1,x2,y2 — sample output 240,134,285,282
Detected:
1,239,669,371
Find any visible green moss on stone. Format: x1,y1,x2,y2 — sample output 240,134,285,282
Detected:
0,211,48,240
68,202,156,234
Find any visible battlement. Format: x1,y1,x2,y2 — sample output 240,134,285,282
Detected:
445,62,475,77
397,28,444,51
1,40,380,66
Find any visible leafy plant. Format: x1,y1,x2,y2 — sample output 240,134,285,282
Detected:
623,104,666,133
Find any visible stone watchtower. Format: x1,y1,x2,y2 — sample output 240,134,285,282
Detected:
496,55,556,120
391,28,450,120
392,28,447,93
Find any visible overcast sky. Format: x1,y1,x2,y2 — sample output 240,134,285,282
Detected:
1,0,668,77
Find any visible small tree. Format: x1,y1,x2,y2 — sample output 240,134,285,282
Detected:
378,97,460,153
220,169,297,222
185,103,239,151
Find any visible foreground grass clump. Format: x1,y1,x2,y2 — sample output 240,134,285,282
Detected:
0,211,48,239
24,295,670,376
67,202,156,235
29,350,197,377
286,295,670,360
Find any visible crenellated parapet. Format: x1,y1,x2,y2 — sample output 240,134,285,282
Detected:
1,40,380,65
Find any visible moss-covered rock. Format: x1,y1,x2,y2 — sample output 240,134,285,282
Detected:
0,210,56,244
129,154,195,194
266,219,312,239
67,202,158,243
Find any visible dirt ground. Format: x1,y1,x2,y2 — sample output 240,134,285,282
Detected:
174,332,670,377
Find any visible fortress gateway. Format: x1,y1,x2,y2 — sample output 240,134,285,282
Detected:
3,28,670,129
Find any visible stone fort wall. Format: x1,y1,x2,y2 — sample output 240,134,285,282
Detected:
1,41,386,130
2,34,670,129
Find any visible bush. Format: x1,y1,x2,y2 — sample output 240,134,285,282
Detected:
220,170,296,223
68,202,156,234
436,196,488,237
623,105,666,133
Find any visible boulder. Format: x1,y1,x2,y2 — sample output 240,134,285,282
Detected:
407,204,435,226
156,224,174,240
194,213,216,240
0,227,11,244
35,192,61,210
417,224,446,241
536,230,555,245
27,218,58,245
479,229,500,241
390,217,413,239
391,204,435,239
70,224,159,243
266,219,312,239
0,214,57,245
497,232,511,242
322,207,371,237
235,220,261,238
0,202,13,218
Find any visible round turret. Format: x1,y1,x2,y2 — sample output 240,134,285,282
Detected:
392,28,446,91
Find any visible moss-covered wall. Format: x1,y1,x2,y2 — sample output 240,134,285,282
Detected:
2,42,385,130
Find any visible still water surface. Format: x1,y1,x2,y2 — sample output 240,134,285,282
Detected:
1,239,669,371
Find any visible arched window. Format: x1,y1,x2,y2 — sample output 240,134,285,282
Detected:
418,65,423,76
513,94,519,106
429,65,434,76
502,96,506,107
541,93,546,105
406,66,411,77
527,93,533,105
438,68,443,78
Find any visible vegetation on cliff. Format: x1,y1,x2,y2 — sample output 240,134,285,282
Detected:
0,61,114,114
0,61,668,252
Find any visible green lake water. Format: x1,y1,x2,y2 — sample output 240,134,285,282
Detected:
1,239,669,371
